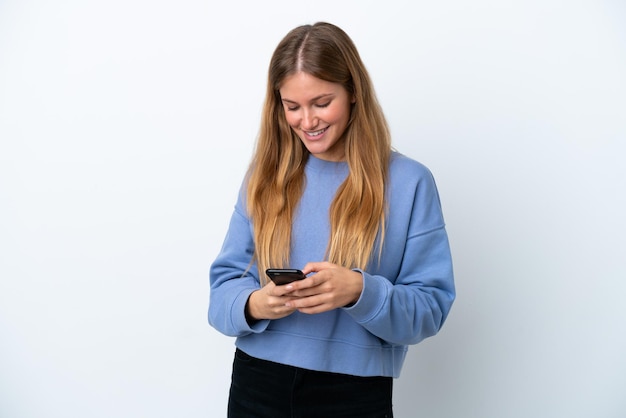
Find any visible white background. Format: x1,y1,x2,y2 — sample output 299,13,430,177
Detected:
1,1,625,417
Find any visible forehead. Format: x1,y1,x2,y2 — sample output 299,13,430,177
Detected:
279,72,346,101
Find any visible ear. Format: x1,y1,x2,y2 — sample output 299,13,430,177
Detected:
346,85,356,104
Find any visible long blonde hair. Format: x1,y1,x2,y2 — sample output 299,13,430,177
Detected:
246,22,391,282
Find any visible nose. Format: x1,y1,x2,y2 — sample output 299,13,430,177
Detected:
300,109,318,130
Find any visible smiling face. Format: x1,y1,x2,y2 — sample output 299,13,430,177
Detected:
279,72,354,162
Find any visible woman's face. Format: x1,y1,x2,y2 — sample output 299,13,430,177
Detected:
279,72,353,162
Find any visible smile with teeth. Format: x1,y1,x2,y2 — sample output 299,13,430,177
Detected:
304,127,328,137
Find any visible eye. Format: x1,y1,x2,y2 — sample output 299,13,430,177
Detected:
316,101,331,108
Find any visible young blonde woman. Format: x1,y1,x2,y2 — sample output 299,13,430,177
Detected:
209,22,455,418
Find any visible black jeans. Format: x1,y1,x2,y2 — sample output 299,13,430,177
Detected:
228,349,393,418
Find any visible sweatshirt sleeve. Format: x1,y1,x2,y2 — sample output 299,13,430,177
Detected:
343,162,455,346
208,192,270,337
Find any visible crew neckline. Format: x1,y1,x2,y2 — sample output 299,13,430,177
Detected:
305,154,349,174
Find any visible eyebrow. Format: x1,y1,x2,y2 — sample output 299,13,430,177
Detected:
281,93,334,104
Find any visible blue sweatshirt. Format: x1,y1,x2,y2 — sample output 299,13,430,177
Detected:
209,152,455,378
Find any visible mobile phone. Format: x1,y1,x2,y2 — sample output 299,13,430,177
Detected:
265,268,306,285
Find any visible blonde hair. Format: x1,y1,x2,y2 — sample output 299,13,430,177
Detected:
246,22,391,282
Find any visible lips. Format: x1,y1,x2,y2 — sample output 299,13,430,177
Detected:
303,127,328,139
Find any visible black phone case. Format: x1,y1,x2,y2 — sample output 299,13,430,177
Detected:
265,269,306,285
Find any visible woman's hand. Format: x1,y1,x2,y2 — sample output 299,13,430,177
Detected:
283,262,364,314
246,281,299,321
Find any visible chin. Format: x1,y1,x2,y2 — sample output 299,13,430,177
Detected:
306,145,330,155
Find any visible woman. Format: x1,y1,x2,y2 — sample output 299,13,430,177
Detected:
209,22,455,417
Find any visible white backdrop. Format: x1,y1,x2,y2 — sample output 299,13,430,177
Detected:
1,1,625,417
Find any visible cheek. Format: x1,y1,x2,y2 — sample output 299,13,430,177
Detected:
326,104,350,125
283,111,299,129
